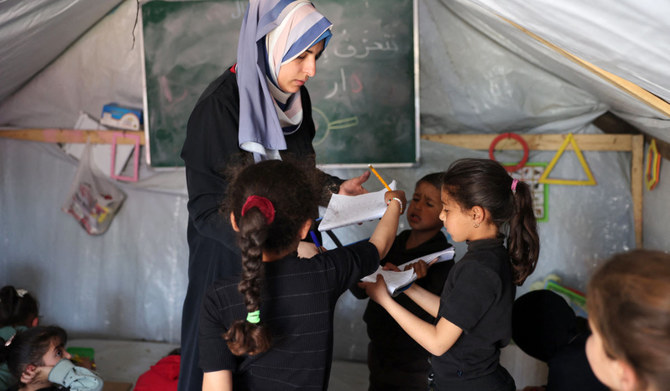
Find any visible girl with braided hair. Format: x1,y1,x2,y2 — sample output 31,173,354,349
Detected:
198,159,405,391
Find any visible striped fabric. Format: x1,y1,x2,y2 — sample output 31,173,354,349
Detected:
237,0,332,160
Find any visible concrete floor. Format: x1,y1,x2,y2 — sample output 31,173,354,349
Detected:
69,339,546,390
68,338,368,390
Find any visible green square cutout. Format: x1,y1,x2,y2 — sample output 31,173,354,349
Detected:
506,162,549,222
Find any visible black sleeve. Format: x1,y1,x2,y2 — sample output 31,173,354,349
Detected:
348,282,369,300
181,74,244,253
198,282,243,372
321,241,380,294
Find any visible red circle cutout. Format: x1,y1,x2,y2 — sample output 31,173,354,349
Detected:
488,133,529,173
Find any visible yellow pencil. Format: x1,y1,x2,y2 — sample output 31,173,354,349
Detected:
368,164,391,191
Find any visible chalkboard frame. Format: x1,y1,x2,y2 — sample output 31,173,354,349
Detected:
140,0,420,168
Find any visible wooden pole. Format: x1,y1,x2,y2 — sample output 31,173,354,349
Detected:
631,135,644,247
422,133,643,248
0,129,145,145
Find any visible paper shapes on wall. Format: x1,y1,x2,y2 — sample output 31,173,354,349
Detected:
645,138,661,191
488,132,529,173
538,133,596,186
510,163,549,222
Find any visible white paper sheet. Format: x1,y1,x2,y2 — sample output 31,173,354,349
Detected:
360,246,456,296
318,180,397,232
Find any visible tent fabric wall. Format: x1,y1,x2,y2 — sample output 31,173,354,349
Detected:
461,0,670,103
419,0,610,135
0,0,124,104
438,0,670,139
0,139,188,343
0,0,668,369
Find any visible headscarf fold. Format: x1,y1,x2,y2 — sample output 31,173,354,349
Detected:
237,0,333,161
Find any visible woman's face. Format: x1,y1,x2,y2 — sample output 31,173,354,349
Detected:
277,40,325,93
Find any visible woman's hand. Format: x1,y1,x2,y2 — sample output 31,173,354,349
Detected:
338,171,370,196
358,274,391,305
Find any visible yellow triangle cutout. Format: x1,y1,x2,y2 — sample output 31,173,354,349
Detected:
538,133,597,186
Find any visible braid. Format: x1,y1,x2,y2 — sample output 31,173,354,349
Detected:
222,159,321,356
238,208,267,312
507,180,539,285
224,208,272,356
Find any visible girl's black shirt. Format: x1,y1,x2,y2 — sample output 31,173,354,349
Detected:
433,236,515,384
198,241,379,390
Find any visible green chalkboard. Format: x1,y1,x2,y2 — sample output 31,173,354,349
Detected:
141,0,418,167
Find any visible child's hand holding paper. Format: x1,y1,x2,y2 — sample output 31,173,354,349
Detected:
360,247,455,296
319,180,397,231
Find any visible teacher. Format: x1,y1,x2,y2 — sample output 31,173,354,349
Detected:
178,1,369,390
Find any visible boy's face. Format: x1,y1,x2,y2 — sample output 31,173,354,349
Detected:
406,181,443,233
40,339,71,367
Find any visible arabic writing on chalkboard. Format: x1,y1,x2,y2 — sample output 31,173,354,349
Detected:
141,0,418,167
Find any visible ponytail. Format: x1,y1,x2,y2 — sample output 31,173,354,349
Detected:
507,180,539,285
0,285,39,328
442,158,540,286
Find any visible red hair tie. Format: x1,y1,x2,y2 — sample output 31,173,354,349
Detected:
241,195,275,225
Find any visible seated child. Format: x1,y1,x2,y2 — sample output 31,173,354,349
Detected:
586,249,670,391
0,286,39,390
351,173,454,391
0,325,103,391
512,289,607,391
